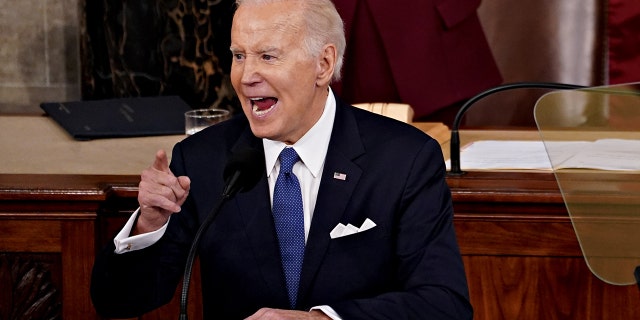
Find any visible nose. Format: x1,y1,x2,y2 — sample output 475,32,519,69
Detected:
239,57,262,86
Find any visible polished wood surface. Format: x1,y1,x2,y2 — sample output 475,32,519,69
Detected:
0,174,107,319
449,171,640,319
1,115,639,319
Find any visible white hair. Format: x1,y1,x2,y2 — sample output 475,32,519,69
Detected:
235,0,346,82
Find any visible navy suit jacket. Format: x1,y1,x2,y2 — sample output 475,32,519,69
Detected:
91,97,472,319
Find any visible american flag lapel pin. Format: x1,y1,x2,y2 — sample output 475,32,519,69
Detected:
333,172,347,181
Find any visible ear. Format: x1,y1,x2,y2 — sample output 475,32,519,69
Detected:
316,44,337,87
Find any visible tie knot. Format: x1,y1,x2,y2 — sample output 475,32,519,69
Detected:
279,148,299,173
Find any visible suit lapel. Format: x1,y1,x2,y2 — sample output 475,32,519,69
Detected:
231,126,290,307
298,100,365,305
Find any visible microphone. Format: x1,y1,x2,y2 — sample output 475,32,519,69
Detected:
447,82,586,176
179,148,265,320
221,148,266,198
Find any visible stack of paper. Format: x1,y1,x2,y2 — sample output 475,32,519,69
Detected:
446,139,640,171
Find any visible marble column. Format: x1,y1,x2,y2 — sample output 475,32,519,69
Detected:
80,0,238,112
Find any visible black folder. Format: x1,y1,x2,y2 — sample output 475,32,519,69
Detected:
40,96,192,140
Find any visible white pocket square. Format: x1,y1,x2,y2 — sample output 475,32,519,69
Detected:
330,218,377,239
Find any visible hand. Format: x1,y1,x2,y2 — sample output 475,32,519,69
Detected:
134,149,191,235
245,308,331,320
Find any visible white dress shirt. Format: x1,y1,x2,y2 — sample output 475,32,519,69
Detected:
113,88,341,319
262,90,335,243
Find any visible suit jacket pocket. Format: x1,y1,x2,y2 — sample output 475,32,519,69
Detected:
328,225,390,253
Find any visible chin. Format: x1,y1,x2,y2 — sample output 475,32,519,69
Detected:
247,121,275,140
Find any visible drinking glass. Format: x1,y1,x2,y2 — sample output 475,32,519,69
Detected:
184,109,230,135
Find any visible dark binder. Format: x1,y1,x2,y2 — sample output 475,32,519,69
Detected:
40,96,192,140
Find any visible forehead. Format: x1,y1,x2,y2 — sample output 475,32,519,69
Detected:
231,2,305,45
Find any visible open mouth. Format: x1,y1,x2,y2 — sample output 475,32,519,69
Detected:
250,97,278,116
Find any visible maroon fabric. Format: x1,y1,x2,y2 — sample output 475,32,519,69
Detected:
607,0,640,130
607,0,640,84
332,0,502,119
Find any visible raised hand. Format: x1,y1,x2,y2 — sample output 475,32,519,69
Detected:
134,149,191,235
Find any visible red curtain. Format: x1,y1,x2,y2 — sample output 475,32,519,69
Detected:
607,0,640,84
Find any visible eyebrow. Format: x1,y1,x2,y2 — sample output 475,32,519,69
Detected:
259,46,281,54
229,46,282,55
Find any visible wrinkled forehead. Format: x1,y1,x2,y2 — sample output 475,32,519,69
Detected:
232,1,305,35
231,3,307,53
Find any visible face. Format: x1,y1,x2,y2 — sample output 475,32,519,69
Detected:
230,0,336,144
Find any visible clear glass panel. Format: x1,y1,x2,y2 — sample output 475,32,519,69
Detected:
534,82,640,285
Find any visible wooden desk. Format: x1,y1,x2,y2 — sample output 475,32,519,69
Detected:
449,129,640,318
0,115,183,319
1,116,638,319
0,115,183,174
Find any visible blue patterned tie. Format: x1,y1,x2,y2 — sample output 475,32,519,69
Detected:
272,147,305,308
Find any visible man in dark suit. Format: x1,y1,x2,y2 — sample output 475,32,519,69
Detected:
91,0,472,318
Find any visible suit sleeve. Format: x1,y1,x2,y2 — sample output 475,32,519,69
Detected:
90,142,195,318
329,139,473,319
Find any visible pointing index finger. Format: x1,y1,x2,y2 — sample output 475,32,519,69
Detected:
152,149,171,173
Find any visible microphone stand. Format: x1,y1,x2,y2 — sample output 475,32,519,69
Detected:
178,171,243,320
447,82,586,176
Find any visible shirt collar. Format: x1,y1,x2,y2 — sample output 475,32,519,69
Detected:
263,87,337,178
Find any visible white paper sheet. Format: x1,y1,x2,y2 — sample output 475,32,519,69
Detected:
446,139,640,171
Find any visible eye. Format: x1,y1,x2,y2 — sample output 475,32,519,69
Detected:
232,53,245,61
262,54,275,61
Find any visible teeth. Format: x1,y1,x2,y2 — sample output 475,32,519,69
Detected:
253,103,274,116
248,96,277,116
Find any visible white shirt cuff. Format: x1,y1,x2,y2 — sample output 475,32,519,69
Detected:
113,208,169,254
311,305,342,320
